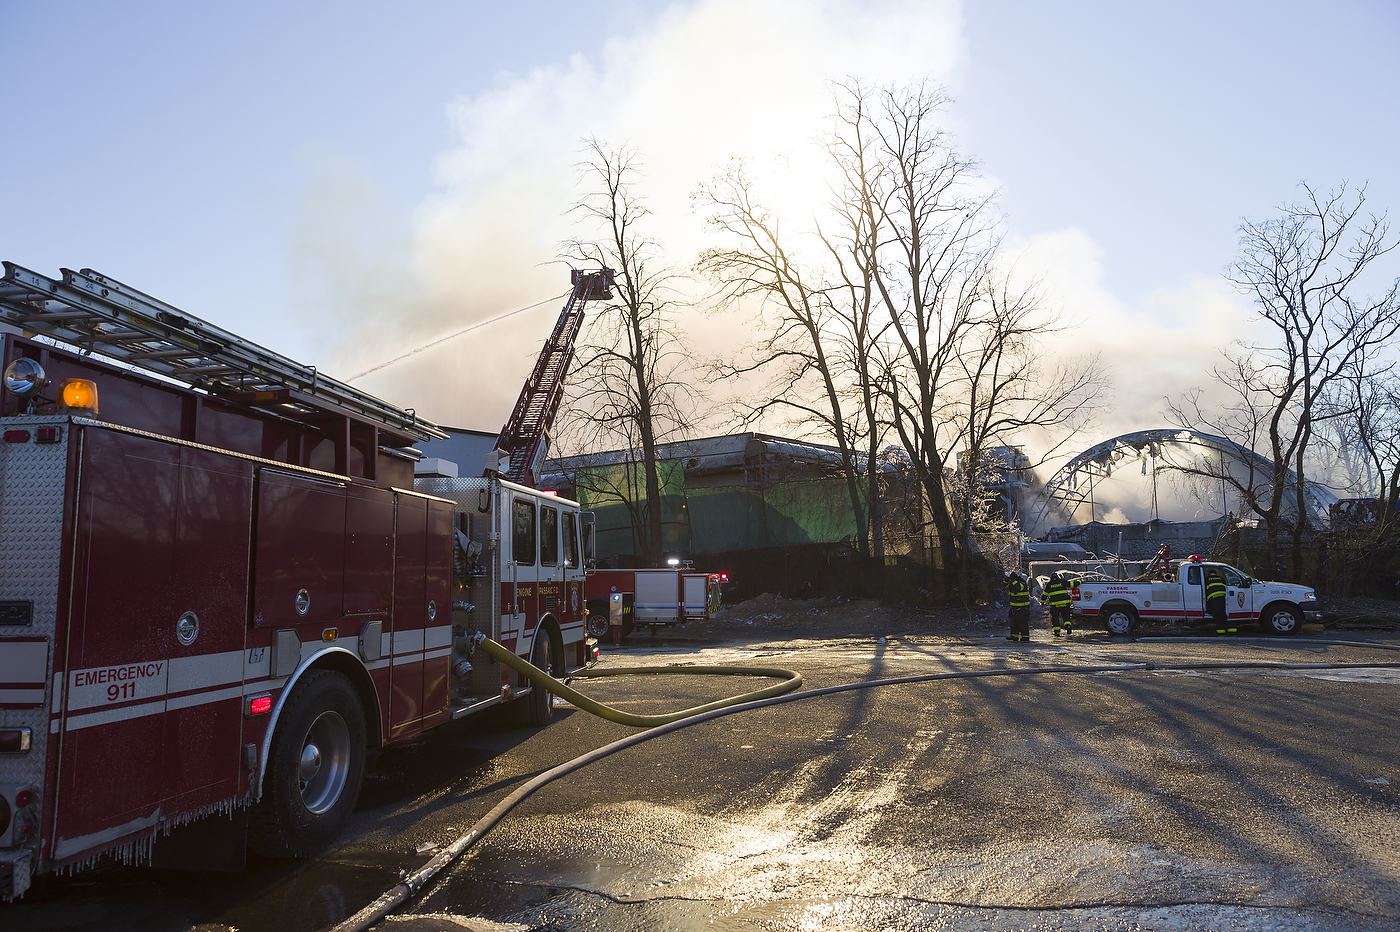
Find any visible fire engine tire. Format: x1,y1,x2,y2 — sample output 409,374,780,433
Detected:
249,670,367,858
1262,604,1303,636
521,624,560,728
585,601,610,639
1101,603,1138,636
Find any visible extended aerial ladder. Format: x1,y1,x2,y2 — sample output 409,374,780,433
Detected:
0,262,446,447
487,268,614,486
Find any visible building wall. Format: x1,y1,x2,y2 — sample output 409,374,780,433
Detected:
413,426,498,478
545,433,864,564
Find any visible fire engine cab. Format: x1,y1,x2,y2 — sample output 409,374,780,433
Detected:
0,262,601,898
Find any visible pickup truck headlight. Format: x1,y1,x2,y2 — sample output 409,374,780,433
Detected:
1303,592,1317,601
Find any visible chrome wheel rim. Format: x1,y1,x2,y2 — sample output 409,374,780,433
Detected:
299,710,350,814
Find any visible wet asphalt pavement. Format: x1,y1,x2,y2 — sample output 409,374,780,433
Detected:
6,628,1400,932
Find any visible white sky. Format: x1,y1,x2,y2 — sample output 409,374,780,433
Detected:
4,0,1399,513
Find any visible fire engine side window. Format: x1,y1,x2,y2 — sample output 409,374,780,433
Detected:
562,512,579,568
1187,565,1201,586
512,498,536,566
540,504,560,565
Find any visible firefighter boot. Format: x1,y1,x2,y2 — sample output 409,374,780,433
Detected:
1053,626,1062,637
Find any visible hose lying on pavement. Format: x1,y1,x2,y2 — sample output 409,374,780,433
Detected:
332,637,1400,932
481,636,805,726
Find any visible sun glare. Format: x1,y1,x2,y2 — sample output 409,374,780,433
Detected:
758,147,843,237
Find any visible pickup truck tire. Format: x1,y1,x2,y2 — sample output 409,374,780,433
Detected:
1262,603,1302,636
1101,602,1138,635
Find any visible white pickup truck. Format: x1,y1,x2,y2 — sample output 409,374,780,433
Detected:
1072,558,1323,636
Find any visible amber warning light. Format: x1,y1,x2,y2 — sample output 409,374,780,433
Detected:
58,378,99,414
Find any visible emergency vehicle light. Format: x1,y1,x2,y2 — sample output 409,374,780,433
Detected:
14,789,34,809
2,357,46,398
245,694,273,716
58,378,99,414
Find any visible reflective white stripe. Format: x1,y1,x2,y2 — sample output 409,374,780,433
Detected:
65,697,166,731
166,684,243,711
54,809,160,860
392,652,425,666
167,650,243,692
51,676,63,713
0,641,47,681
0,687,45,705
393,628,425,654
425,625,452,650
424,647,452,661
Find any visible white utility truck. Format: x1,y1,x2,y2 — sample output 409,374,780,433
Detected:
1072,556,1323,635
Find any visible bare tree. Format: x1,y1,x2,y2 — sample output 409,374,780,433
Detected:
563,140,692,566
945,272,1107,583
1166,355,1287,534
823,87,895,566
1323,358,1400,594
698,82,1106,602
1184,183,1400,577
696,162,873,565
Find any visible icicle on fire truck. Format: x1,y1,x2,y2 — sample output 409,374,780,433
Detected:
0,261,614,899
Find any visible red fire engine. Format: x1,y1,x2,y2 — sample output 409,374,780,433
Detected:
0,262,609,898
584,568,725,641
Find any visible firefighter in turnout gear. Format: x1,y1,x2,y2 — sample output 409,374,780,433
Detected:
1205,567,1235,634
1044,572,1074,636
1005,570,1031,641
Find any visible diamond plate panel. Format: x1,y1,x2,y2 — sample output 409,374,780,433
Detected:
0,416,69,791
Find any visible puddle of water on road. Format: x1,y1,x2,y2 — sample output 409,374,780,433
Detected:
394,887,1385,932
1264,669,1400,684
4,848,413,932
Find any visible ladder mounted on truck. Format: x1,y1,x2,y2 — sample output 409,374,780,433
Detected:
0,261,446,445
487,267,614,486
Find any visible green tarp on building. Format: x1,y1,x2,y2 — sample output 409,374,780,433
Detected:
572,458,864,559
